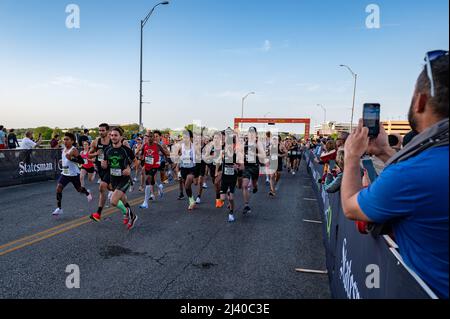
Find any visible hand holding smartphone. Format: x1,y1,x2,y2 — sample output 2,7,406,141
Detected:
363,103,381,138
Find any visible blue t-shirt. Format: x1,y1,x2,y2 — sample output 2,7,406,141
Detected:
0,130,5,145
358,146,449,299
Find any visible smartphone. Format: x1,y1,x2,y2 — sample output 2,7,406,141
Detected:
363,103,381,138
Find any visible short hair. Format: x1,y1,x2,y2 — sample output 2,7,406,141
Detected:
0,125,3,130
26,131,33,138
65,132,76,142
84,129,89,134
9,129,14,133
111,127,124,136
99,123,110,130
417,54,449,119
153,130,162,136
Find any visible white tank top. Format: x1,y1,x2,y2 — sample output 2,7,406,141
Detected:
62,146,80,176
180,143,196,168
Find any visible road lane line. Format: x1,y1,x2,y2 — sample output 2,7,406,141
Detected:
0,184,179,256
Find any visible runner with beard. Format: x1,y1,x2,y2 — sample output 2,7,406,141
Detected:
100,127,137,230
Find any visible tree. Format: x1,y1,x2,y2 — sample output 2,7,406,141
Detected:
34,127,53,140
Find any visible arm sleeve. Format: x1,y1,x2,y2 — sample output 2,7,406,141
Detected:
357,164,414,224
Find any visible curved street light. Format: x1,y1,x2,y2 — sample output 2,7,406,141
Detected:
139,1,170,131
317,104,326,124
340,64,358,132
240,92,255,130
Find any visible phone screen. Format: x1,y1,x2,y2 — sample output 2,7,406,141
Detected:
363,103,380,138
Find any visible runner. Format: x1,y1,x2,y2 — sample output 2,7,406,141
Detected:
268,135,288,197
204,131,226,208
99,127,137,230
218,129,243,222
139,131,170,209
173,130,197,211
153,130,170,198
52,133,93,216
241,127,266,215
89,123,113,222
80,141,96,189
194,132,208,205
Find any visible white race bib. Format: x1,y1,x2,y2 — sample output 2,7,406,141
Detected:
97,150,104,161
271,154,278,161
145,156,154,165
292,151,297,155
110,168,122,177
62,166,69,175
224,166,235,176
83,158,88,165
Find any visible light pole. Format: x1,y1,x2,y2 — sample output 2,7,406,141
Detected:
241,91,255,130
317,104,326,124
139,1,169,132
340,64,357,132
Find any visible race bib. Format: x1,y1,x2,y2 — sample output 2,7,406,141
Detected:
292,151,297,156
271,154,278,161
224,166,235,176
110,168,122,177
9,139,13,144
62,166,69,175
145,156,154,165
182,156,191,165
83,158,88,165
97,150,104,161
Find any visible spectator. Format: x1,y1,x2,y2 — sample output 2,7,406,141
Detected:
341,51,449,299
324,148,345,193
7,129,20,149
78,130,89,147
403,130,419,147
21,131,42,149
50,135,61,149
0,125,6,149
84,129,92,144
336,131,350,150
388,133,403,151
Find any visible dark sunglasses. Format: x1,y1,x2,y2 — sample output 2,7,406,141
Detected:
424,50,449,97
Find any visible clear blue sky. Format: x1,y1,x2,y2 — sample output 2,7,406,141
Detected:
0,0,448,132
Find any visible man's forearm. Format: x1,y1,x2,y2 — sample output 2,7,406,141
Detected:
341,156,363,213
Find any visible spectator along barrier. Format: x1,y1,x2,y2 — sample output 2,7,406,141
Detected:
304,150,438,299
0,149,61,187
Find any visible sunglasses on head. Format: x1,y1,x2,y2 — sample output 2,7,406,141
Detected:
424,50,449,97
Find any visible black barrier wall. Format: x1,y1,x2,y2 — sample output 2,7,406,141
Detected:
0,149,61,187
304,151,437,299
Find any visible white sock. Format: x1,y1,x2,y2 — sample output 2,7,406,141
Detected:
144,186,151,203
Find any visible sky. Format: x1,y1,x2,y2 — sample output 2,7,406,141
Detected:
0,0,448,133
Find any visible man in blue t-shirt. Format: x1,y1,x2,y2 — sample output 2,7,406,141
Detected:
341,51,449,299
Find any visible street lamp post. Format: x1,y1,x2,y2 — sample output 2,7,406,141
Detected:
340,64,358,132
139,1,169,132
240,91,255,130
317,104,326,124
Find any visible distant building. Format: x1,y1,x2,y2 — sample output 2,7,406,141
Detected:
382,121,411,136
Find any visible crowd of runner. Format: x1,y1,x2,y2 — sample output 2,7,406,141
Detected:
52,124,309,229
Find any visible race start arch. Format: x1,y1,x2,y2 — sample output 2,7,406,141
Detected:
234,118,311,141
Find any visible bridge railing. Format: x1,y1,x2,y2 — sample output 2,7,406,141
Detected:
304,150,438,299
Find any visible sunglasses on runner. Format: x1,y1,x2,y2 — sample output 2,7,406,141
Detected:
424,50,449,97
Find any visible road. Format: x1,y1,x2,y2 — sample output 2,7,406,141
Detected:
0,161,330,299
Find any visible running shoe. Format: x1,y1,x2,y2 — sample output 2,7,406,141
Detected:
216,199,225,208
196,196,202,204
149,194,155,201
265,179,270,186
127,214,138,230
97,178,101,184
52,208,63,216
129,185,134,193
228,214,236,223
133,177,138,182
252,187,258,194
202,183,208,189
138,186,144,192
123,207,131,225
243,206,251,215
90,212,101,222
139,202,149,209
269,191,276,197
177,194,185,200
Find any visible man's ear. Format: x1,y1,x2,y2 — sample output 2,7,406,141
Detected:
415,92,428,114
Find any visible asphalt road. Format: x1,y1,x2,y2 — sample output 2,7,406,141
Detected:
0,161,331,299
